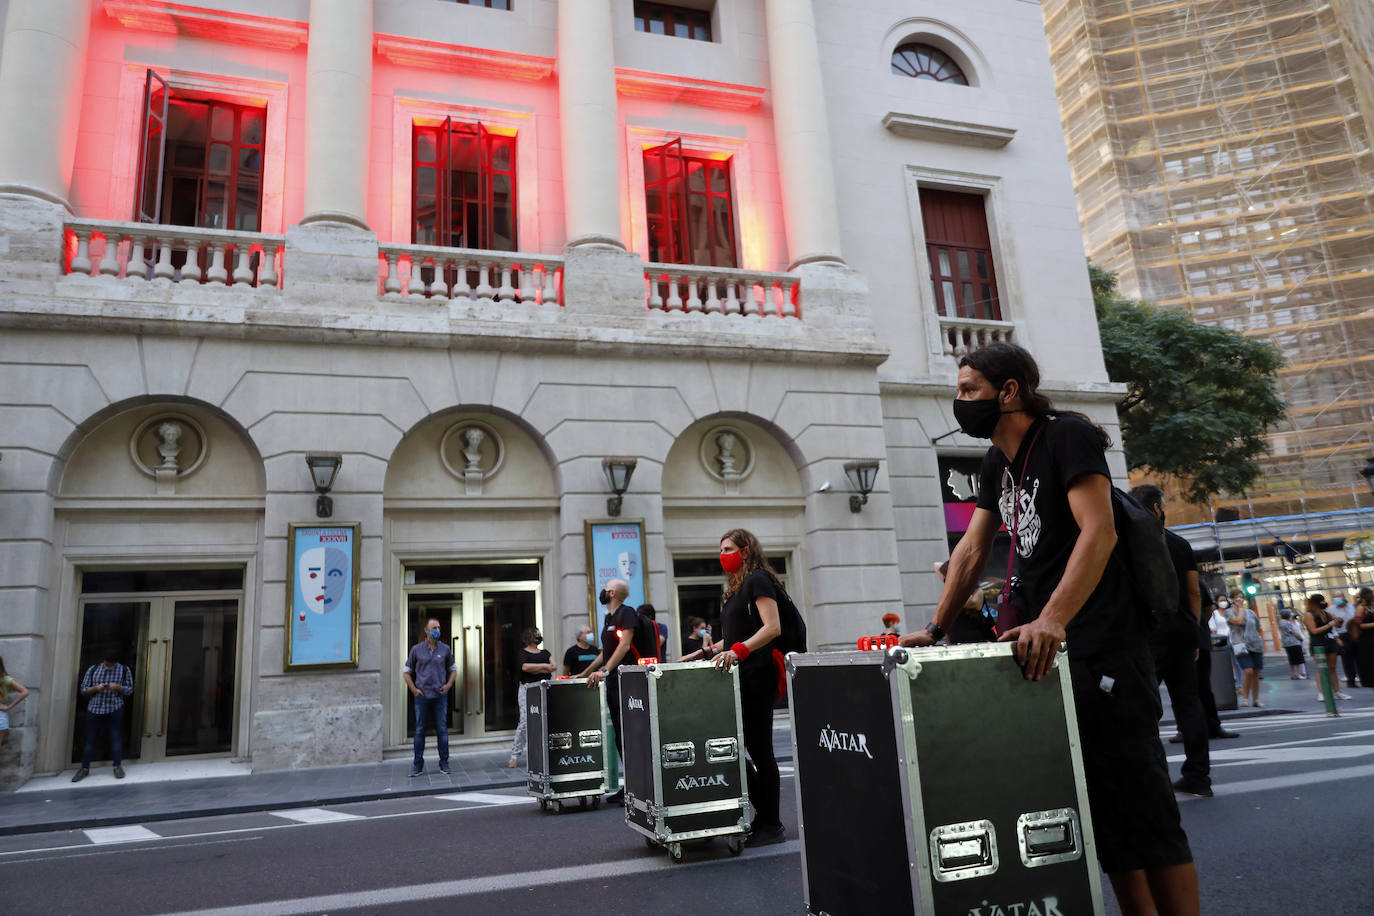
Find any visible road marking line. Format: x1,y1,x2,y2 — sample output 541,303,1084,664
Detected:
434,792,528,807
83,825,161,844
153,840,803,916
0,836,261,866
268,808,363,824
1179,762,1374,799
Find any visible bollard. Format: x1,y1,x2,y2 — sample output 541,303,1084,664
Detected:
1313,646,1340,717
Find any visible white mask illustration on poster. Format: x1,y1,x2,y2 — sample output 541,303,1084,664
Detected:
298,546,350,621
618,551,639,579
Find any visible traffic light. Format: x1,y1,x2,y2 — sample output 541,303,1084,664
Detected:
1241,571,1259,596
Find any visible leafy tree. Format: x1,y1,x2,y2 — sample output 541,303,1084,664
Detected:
1090,263,1286,505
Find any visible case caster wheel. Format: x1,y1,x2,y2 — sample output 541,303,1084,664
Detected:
591,797,601,809
579,796,588,809
644,837,657,849
553,799,565,814
727,835,745,856
538,799,548,812
668,843,684,863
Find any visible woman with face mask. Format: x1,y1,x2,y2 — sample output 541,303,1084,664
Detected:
1304,594,1349,702
681,528,786,847
508,627,557,769
681,616,710,658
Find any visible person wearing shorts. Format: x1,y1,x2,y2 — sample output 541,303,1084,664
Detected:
903,343,1198,915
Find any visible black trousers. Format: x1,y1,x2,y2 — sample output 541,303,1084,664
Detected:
1340,640,1359,687
1153,630,1209,784
739,662,780,828
606,677,624,759
1195,642,1221,735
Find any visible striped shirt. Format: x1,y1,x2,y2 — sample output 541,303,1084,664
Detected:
81,663,133,715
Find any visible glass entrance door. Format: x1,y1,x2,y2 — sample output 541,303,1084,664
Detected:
405,567,540,741
73,592,241,763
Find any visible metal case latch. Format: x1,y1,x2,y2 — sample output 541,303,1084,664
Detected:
881,647,923,681
578,729,602,748
705,737,738,763
1017,808,1082,868
929,820,999,882
661,742,696,768
548,732,572,750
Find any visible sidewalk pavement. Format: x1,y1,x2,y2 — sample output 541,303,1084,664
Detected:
5,652,1368,837
0,725,797,837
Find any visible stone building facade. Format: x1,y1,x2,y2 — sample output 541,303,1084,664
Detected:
0,0,1121,786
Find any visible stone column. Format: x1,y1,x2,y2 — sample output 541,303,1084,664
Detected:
300,0,372,228
763,0,845,268
0,0,92,208
556,0,625,249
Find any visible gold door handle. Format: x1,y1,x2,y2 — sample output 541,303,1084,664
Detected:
462,627,474,716
474,625,484,717
158,638,171,736
142,639,158,737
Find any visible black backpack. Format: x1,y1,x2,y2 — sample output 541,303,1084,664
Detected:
625,608,662,662
750,580,808,655
1110,486,1180,629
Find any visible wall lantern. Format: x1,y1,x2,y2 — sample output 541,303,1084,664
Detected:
843,460,880,513
602,457,637,517
1361,455,1374,497
305,452,343,518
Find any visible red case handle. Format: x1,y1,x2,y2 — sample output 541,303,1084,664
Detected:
857,635,899,651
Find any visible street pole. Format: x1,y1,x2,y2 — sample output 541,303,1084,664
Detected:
1313,646,1339,717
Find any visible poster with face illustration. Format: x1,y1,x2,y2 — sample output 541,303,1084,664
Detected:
285,523,360,668
585,520,648,636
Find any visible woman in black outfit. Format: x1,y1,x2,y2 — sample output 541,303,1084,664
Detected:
682,527,785,846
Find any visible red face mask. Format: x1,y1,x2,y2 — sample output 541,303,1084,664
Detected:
719,551,744,574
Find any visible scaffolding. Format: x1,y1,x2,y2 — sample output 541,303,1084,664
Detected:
1043,0,1374,523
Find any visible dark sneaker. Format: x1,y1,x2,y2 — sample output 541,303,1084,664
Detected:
1167,733,1183,744
71,767,89,783
409,767,424,778
745,823,786,847
113,766,126,779
1172,777,1213,798
1211,728,1240,739
604,789,624,806
438,764,452,775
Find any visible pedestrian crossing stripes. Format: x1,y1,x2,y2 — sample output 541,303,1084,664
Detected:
268,807,363,824
83,825,160,844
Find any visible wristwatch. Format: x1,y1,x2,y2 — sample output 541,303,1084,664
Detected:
924,621,946,643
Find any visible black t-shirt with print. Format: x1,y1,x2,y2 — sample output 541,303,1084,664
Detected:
519,648,553,684
975,416,1141,659
721,569,779,671
600,605,640,673
563,644,599,674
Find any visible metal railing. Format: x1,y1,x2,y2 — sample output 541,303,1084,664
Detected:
378,244,563,307
64,219,284,288
643,263,799,319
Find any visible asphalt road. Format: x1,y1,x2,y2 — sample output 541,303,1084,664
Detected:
3,704,1373,915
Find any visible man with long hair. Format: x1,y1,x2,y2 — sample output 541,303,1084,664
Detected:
902,342,1198,915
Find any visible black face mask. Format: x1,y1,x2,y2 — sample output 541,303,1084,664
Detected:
952,397,1004,439
598,589,610,606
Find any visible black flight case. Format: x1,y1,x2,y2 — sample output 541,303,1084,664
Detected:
617,661,750,861
787,641,1105,916
526,676,610,813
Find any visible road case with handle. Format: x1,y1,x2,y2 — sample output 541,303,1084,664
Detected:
526,676,610,813
618,661,750,861
788,642,1104,915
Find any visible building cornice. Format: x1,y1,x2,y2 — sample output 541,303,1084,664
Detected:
614,68,766,112
103,1,308,50
374,34,554,81
882,112,1016,149
879,373,1125,401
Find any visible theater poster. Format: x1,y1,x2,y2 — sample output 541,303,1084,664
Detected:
585,520,648,635
285,523,361,669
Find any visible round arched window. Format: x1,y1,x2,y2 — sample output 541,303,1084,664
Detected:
891,42,969,85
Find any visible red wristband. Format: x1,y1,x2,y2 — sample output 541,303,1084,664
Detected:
731,642,751,661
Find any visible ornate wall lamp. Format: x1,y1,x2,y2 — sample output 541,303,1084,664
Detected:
602,457,637,517
843,460,881,513
305,452,343,518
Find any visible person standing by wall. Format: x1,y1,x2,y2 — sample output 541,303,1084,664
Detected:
901,343,1198,914
0,656,30,756
508,627,556,769
72,654,134,782
402,617,457,777
681,616,709,658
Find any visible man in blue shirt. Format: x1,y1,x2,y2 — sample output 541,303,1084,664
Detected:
403,617,457,777
73,655,134,782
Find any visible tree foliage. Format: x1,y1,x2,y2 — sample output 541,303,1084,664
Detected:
1091,263,1286,505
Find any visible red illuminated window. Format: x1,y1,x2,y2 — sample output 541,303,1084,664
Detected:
135,70,265,231
643,139,737,268
920,188,1001,321
891,42,969,84
449,0,511,8
412,119,517,251
634,2,712,42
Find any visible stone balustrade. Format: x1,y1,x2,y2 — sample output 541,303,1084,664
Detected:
939,316,1015,357
644,263,800,319
63,219,284,288
378,244,563,307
